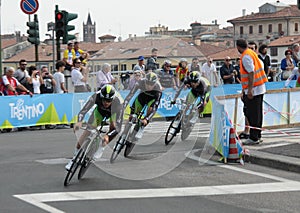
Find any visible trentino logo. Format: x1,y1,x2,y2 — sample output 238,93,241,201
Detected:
9,99,45,120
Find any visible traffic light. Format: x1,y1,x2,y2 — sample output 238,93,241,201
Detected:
55,10,65,38
26,14,40,45
62,11,78,44
55,6,77,44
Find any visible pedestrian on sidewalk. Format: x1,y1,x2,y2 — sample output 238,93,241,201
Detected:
236,39,268,145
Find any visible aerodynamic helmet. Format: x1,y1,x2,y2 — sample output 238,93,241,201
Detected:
189,71,201,83
145,72,158,86
99,84,115,101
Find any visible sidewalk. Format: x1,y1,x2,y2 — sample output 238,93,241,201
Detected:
243,135,300,173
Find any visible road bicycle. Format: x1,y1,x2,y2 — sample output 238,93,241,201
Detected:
64,119,107,186
165,97,203,145
110,106,147,163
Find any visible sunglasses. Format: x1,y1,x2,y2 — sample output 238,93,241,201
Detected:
102,98,113,103
146,81,155,86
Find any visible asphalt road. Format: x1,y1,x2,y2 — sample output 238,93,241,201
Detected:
1,120,300,213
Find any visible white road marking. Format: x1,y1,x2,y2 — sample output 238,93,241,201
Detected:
14,181,300,213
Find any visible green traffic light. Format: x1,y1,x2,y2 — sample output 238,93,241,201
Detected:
26,15,40,45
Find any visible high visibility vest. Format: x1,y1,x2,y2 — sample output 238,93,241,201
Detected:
240,49,267,89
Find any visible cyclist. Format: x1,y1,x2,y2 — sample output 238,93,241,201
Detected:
122,72,162,139
65,85,123,170
171,71,211,118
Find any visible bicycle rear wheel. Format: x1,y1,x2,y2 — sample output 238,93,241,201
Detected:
64,148,83,186
110,136,126,163
78,138,99,180
165,112,181,145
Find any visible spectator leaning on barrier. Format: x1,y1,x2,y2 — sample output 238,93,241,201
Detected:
158,60,177,90
201,57,219,87
28,65,43,94
128,70,142,90
53,61,68,93
175,58,189,87
236,39,268,145
40,66,56,94
146,48,159,72
284,62,300,88
189,57,201,72
1,67,33,96
96,63,117,91
281,49,297,80
14,59,31,92
133,56,146,74
71,58,89,93
292,43,300,64
220,56,236,84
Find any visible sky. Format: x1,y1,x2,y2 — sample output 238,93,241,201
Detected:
0,0,297,42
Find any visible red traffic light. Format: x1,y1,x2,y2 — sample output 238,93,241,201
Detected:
56,12,63,20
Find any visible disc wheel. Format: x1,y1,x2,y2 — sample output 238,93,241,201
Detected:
165,112,181,145
64,148,83,186
124,141,135,157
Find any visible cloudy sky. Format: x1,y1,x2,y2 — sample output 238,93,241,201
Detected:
1,0,297,41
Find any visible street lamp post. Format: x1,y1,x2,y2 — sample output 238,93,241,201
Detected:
47,22,55,72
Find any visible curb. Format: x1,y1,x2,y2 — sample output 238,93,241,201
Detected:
245,150,300,173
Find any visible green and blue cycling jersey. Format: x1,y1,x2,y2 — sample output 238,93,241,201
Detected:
77,90,123,141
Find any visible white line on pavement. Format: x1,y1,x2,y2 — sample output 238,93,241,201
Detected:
14,181,300,213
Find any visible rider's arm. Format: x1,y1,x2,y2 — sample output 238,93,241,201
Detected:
123,82,139,106
106,99,123,141
78,93,97,122
144,91,162,123
172,81,187,102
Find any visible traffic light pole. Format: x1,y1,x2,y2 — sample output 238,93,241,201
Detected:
56,37,61,61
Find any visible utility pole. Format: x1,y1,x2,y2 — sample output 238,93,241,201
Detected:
47,22,55,72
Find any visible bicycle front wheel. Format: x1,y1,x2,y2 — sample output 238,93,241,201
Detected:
165,112,181,145
124,141,135,157
78,137,99,180
110,136,126,163
64,148,83,186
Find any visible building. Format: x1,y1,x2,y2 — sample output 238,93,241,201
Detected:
228,1,300,46
83,13,96,43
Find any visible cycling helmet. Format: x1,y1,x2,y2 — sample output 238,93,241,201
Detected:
163,60,172,67
189,71,201,83
99,85,115,101
180,58,188,63
145,72,158,85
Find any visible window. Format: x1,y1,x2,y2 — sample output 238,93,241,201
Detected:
258,25,263,34
132,64,136,69
270,47,278,57
240,26,244,35
111,64,118,71
268,24,272,33
84,29,87,34
295,23,299,32
249,26,253,34
91,29,94,34
121,64,127,71
278,24,282,33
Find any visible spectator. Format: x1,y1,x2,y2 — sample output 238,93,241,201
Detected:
281,49,297,80
220,56,235,84
71,58,88,93
258,44,273,82
236,39,268,145
40,66,56,94
146,48,159,72
133,56,146,74
175,58,189,86
120,71,131,90
53,61,68,93
233,58,241,84
128,70,142,90
201,57,219,87
96,63,117,90
158,60,176,89
28,65,43,94
1,67,32,96
63,42,75,71
14,59,31,92
74,41,89,66
188,57,201,71
292,43,300,64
